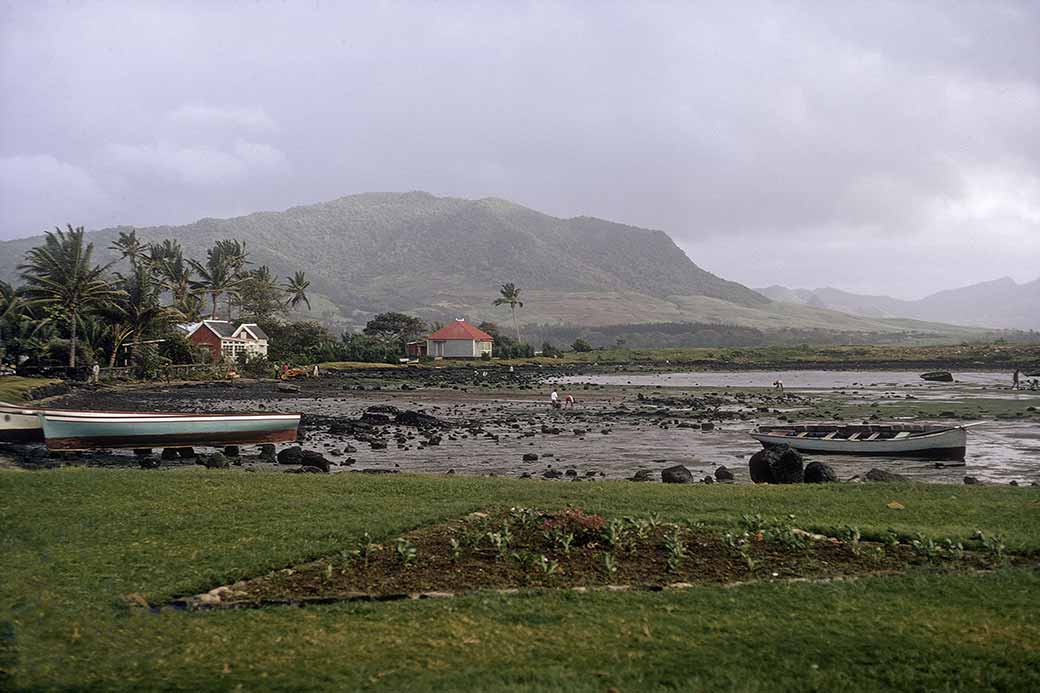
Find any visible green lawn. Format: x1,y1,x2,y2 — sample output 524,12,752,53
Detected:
0,377,59,403
2,469,1038,691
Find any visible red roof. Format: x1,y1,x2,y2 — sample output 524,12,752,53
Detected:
427,320,493,341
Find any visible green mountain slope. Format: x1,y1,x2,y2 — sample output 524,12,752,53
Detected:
0,192,988,336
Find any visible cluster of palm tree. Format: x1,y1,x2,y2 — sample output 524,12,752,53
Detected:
2,225,312,370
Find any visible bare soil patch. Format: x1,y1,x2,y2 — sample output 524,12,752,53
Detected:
179,508,1020,608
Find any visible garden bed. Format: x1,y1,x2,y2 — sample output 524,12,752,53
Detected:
177,507,1018,608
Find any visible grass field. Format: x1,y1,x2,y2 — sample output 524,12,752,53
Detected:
0,376,59,403
2,469,1038,691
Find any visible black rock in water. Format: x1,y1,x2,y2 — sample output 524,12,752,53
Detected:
661,465,693,484
300,450,331,473
161,448,180,460
522,453,539,462
804,461,838,483
203,452,229,469
629,469,655,482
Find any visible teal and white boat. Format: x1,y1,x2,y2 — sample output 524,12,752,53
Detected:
40,411,300,450
1,400,171,444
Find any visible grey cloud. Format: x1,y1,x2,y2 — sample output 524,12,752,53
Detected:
0,0,1036,296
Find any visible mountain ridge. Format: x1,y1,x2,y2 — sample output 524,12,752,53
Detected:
0,191,995,336
756,277,1039,330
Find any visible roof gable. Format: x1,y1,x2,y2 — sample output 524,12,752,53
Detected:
233,323,268,341
427,319,493,341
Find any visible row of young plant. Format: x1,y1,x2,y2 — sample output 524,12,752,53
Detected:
314,508,1012,585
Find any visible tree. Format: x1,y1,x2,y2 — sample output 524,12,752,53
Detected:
572,338,594,352
363,312,426,343
189,240,247,319
284,270,311,311
237,266,287,323
19,225,124,368
541,342,562,358
493,282,524,342
108,228,149,268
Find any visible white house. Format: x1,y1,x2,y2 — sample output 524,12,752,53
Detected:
426,319,493,359
183,320,269,361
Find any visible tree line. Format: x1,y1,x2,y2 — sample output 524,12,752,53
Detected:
0,225,312,372
0,225,544,375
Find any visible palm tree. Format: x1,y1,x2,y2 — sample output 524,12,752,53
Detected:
19,225,124,368
188,241,246,320
153,243,194,306
284,270,311,311
109,229,149,268
493,282,524,342
101,263,181,367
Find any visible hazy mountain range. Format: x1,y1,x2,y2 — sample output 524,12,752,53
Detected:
0,192,1000,337
756,278,1039,331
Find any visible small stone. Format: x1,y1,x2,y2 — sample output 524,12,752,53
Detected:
661,465,693,484
963,476,981,485
714,465,734,482
522,453,539,462
865,468,909,483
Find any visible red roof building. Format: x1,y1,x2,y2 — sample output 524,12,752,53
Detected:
426,319,493,359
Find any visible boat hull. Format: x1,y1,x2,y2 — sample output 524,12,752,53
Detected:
750,427,967,461
1,401,176,444
41,414,301,450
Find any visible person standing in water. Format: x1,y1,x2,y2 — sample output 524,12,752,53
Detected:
1013,368,1021,390
550,389,560,409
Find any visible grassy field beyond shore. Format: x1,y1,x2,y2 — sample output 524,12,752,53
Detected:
2,469,1038,691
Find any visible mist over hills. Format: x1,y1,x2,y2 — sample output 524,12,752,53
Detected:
756,277,1040,331
0,192,995,338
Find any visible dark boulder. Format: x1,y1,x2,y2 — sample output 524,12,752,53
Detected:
700,422,715,431
748,445,804,484
258,444,276,461
138,456,161,470
702,475,714,484
661,465,693,484
160,448,180,461
542,469,562,479
223,445,240,458
804,461,838,484
360,412,392,426
522,453,539,462
300,450,330,473
629,469,655,482
865,468,909,483
395,410,450,429
714,466,734,482
276,446,303,465
176,447,195,459
203,452,229,469
963,476,981,485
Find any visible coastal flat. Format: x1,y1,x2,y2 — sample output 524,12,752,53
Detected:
2,470,1038,691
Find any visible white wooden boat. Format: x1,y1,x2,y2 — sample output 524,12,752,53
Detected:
40,411,301,450
749,423,977,460
0,400,171,444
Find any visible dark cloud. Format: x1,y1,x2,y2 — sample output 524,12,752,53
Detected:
1,0,1036,296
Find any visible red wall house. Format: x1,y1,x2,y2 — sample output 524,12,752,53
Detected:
187,322,225,362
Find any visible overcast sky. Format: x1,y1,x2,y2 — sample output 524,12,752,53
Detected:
1,1,1037,298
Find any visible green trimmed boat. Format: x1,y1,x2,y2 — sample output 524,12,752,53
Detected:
41,412,300,450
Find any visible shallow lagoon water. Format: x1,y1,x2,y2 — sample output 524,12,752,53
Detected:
4,370,1037,485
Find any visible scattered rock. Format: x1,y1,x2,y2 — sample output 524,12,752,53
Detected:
542,469,562,479
522,453,539,462
804,461,837,483
748,445,803,483
203,452,229,469
176,447,195,459
258,444,276,461
963,476,981,485
277,382,300,393
700,422,714,431
629,469,655,482
138,456,160,470
300,450,331,473
160,448,180,461
701,475,714,484
661,465,693,484
865,468,909,483
276,446,303,465
714,465,734,482
223,445,240,458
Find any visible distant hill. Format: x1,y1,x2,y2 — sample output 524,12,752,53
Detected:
756,277,1040,330
0,192,991,337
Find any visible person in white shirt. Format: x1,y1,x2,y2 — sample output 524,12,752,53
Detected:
550,389,560,408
